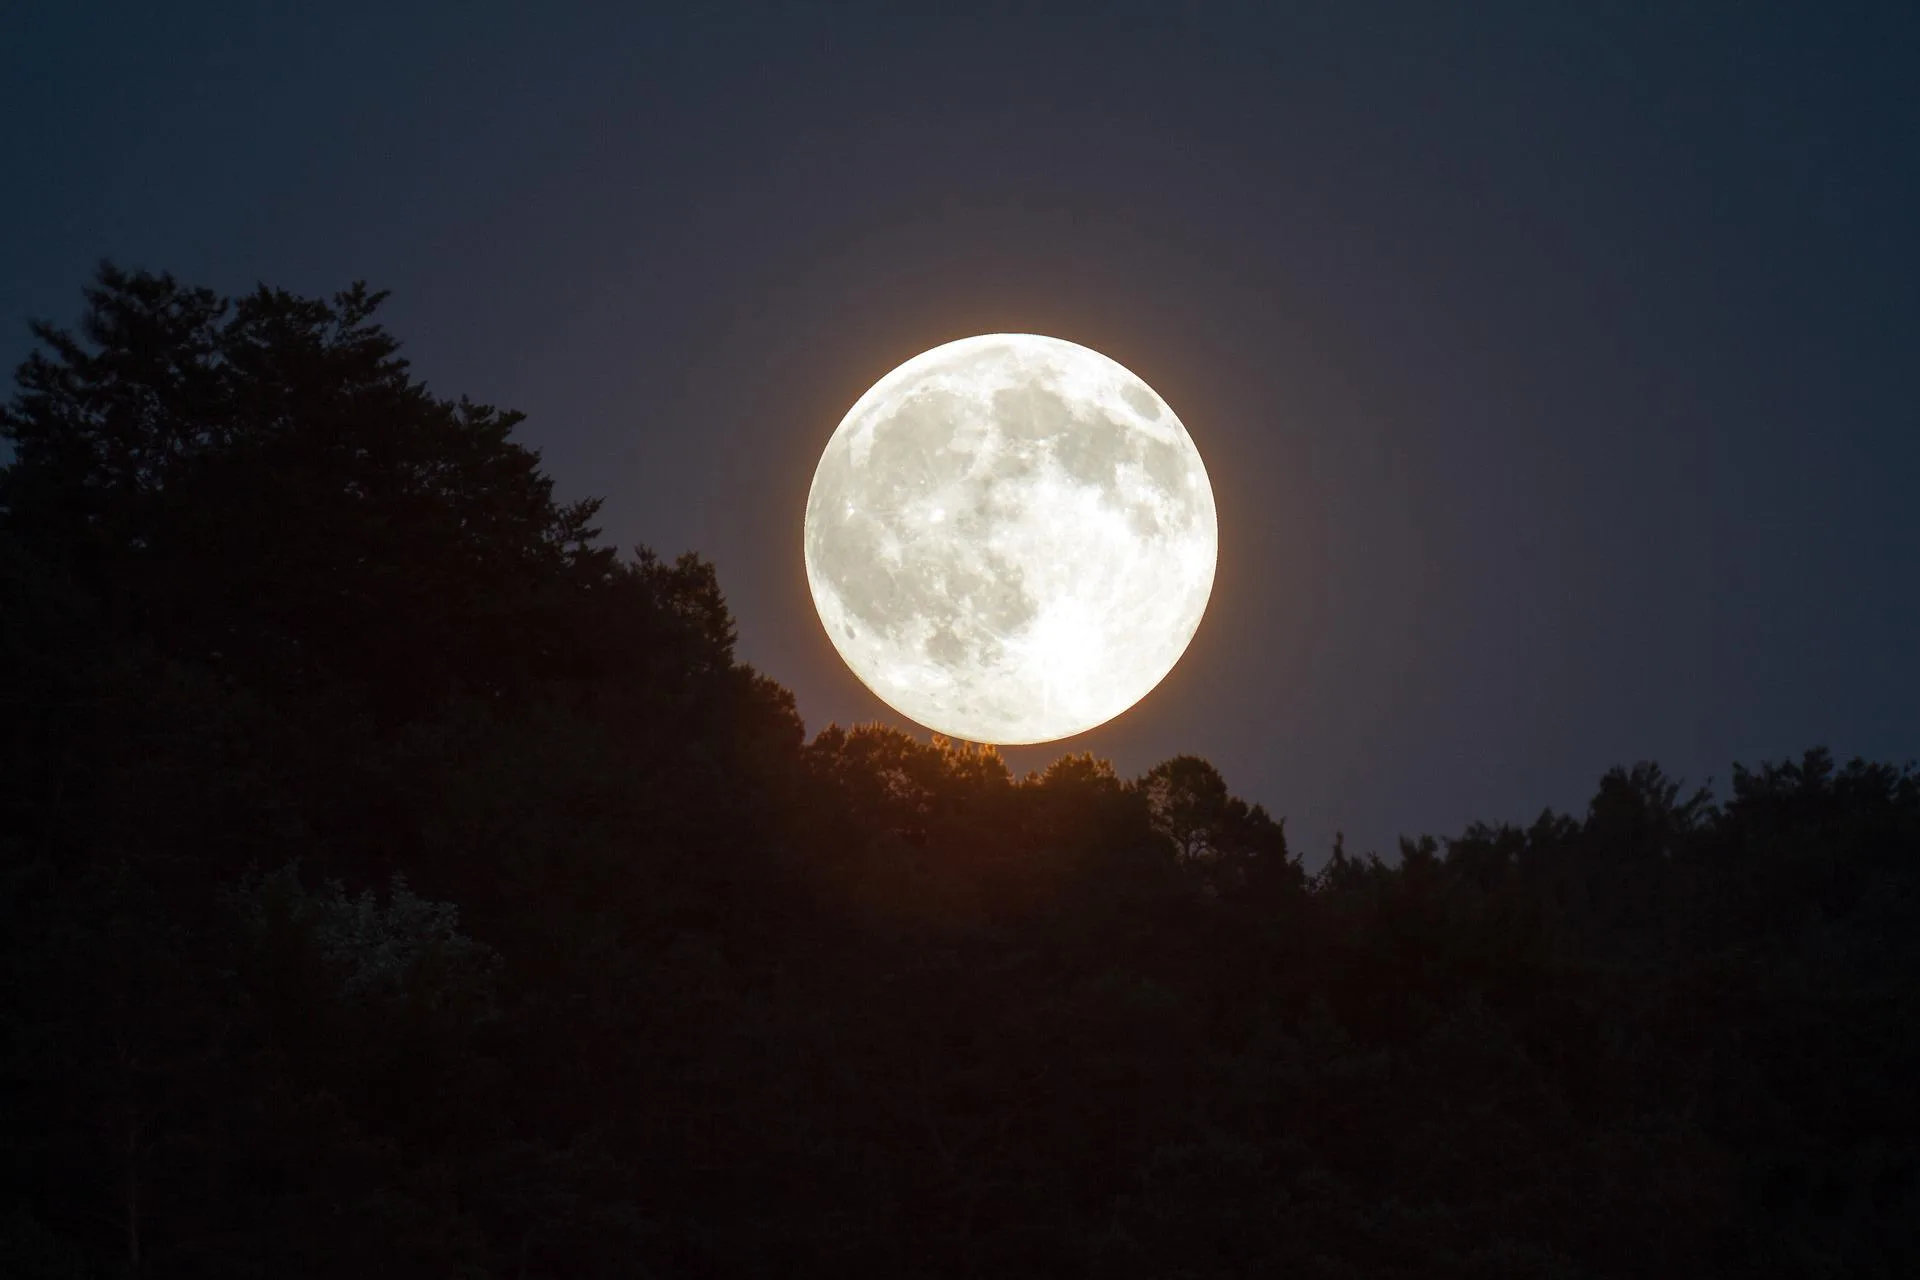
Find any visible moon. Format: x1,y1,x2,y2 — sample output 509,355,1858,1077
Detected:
804,333,1217,746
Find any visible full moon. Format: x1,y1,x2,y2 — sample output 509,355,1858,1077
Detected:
804,333,1217,745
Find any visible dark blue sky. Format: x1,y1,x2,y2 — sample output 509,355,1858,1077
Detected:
6,2,1916,861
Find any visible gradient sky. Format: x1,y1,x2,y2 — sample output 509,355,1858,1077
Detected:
6,2,1916,863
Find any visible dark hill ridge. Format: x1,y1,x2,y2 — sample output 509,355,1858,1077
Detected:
4,268,1915,1277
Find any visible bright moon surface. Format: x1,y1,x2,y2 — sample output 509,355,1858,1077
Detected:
804,333,1217,745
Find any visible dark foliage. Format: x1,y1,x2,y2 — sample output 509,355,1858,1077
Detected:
4,267,1915,1277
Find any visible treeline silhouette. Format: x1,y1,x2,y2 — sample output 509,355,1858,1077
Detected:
2,267,1914,1278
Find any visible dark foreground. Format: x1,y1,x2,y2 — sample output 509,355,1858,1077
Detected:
3,269,1915,1277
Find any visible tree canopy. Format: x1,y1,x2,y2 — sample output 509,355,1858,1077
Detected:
3,266,1915,1278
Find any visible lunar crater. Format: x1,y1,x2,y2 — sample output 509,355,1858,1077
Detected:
805,333,1216,745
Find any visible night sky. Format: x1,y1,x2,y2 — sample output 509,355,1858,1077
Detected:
6,3,1916,863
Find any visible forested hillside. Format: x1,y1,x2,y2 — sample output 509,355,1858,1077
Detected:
4,269,1915,1278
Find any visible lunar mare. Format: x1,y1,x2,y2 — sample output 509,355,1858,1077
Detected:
804,333,1217,745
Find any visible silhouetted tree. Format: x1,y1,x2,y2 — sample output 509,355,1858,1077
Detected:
1,264,610,722
4,266,1916,1277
